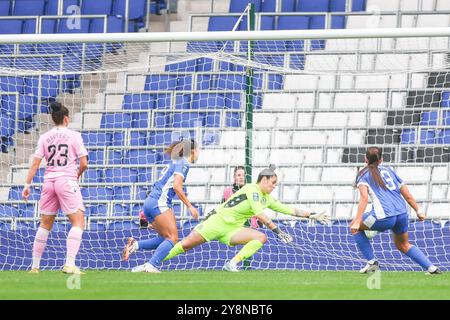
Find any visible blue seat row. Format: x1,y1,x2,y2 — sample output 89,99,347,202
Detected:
401,129,450,144
97,111,242,129
229,0,366,13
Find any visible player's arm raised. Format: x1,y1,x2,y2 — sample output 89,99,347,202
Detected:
269,200,330,224
350,185,369,234
400,185,424,221
22,157,42,201
173,174,198,220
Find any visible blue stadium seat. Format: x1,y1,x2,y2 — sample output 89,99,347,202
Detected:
196,58,214,72
0,76,25,93
230,0,261,12
108,221,139,230
297,0,329,11
154,112,170,128
330,0,346,11
172,112,204,128
113,0,146,21
155,93,172,109
137,167,153,183
33,168,45,183
13,0,45,15
130,131,149,146
20,19,38,53
0,1,11,15
58,18,90,33
164,59,197,72
24,75,60,100
131,112,149,128
441,92,450,108
45,0,58,15
108,149,124,165
202,130,220,146
217,74,246,90
0,20,22,54
81,0,113,14
401,129,416,144
268,74,284,89
136,185,152,200
331,16,346,29
85,204,108,216
1,94,37,120
175,94,191,110
253,16,279,52
87,149,105,165
90,16,125,33
123,93,155,110
100,113,132,128
111,203,131,216
18,203,35,217
62,0,80,14
308,14,327,50
8,186,40,201
131,204,142,216
436,129,450,144
0,57,11,68
278,16,309,51
204,112,221,127
420,111,438,125
281,0,296,12
126,149,159,165
261,0,276,12
0,113,15,141
208,16,239,31
176,75,193,91
113,186,132,201
0,204,19,217
226,112,242,127
225,93,243,109
82,131,112,147
149,131,173,146
420,129,436,144
442,110,450,125
81,187,114,201
145,75,177,90
352,0,366,11
83,169,104,183
192,93,226,109
254,54,285,67
196,74,215,90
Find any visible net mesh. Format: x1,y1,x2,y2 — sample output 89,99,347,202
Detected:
1,32,450,271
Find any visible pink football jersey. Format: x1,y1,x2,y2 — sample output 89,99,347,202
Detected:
34,127,88,180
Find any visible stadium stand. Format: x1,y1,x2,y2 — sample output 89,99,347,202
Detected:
1,0,450,271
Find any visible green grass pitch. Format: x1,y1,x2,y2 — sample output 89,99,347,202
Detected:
0,270,449,300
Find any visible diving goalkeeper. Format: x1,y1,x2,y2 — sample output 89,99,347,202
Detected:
163,165,330,271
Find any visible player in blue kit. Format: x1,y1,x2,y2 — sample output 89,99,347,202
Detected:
122,139,199,273
350,147,441,275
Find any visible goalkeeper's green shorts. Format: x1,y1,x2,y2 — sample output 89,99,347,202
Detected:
194,214,243,246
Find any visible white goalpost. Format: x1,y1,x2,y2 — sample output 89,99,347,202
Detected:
0,26,450,271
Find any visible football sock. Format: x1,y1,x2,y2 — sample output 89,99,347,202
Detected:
66,227,83,267
405,246,432,270
353,231,375,261
32,227,50,269
138,237,164,250
149,239,174,268
234,240,263,263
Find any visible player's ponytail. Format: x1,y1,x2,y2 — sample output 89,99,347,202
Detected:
164,139,197,160
257,164,277,183
50,101,69,125
355,147,386,189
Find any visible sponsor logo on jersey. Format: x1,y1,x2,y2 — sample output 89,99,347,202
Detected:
253,193,259,202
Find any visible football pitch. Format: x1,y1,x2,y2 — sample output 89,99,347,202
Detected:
0,270,449,300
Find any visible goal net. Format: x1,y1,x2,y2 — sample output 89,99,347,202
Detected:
1,27,450,271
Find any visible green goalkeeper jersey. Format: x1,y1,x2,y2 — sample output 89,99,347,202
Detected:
210,183,293,226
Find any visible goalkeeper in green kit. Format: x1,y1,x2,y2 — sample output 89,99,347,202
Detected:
163,165,330,271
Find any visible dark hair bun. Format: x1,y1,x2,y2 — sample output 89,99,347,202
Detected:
50,102,62,113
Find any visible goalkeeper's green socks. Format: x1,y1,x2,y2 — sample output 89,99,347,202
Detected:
163,242,185,261
233,240,263,263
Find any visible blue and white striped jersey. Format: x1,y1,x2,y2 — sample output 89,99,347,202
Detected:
356,165,407,219
149,158,190,206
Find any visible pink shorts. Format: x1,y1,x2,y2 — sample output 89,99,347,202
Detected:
39,179,85,215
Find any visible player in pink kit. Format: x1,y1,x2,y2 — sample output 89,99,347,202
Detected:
22,102,88,274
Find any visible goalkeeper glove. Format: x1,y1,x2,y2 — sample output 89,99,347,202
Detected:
309,210,330,225
272,227,293,244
